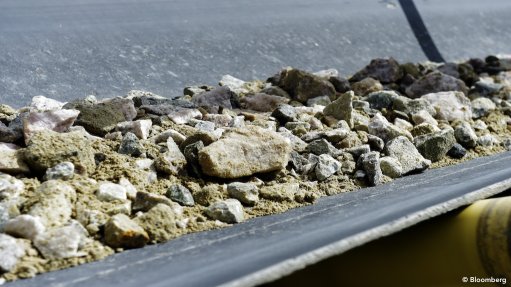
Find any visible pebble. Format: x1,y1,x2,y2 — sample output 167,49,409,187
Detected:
166,184,195,206
34,223,88,259
116,119,152,139
414,129,456,162
134,203,179,243
44,162,75,181
365,90,397,110
454,122,478,148
241,93,290,112
198,126,291,178
271,68,336,103
4,214,46,240
421,91,472,121
385,136,431,174
104,214,149,248
447,143,467,159
380,156,403,178
471,97,496,119
191,86,238,113
406,71,468,98
154,138,187,175
118,132,145,157
351,58,403,84
0,143,29,174
0,173,24,200
271,104,297,124
96,182,127,202
323,91,354,128
227,182,259,206
306,138,340,156
206,199,245,224
360,151,383,186
478,134,498,146
368,113,413,143
0,234,25,272
315,154,342,181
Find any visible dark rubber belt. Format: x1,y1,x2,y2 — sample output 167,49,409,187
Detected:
399,0,445,62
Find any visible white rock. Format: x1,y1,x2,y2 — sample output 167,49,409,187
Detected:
116,119,153,139
168,109,202,124
421,91,472,121
135,159,155,170
315,154,342,181
29,95,65,111
368,113,413,143
219,75,249,95
393,118,414,131
385,136,431,174
206,199,245,223
0,234,25,272
478,134,499,146
118,178,137,199
0,173,24,200
227,182,259,205
44,162,75,180
471,97,496,119
23,109,80,143
34,224,87,259
4,214,46,240
96,182,127,202
0,143,29,174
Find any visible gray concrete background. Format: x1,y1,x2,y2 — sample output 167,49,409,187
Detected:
2,0,509,107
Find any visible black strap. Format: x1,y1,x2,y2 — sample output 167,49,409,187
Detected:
399,0,445,62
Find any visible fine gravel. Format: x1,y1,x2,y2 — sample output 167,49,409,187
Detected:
1,55,511,282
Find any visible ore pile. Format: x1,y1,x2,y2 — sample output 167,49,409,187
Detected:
1,55,511,282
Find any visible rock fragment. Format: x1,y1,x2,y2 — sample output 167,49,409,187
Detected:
421,91,472,121
385,136,431,174
116,119,153,139
191,86,238,113
34,223,88,259
4,214,46,240
44,162,75,181
270,68,336,103
198,126,291,178
28,181,75,228
360,152,383,186
227,182,259,206
414,129,456,162
105,214,149,249
447,143,467,159
406,72,468,98
23,109,80,143
0,234,25,272
0,143,29,174
96,182,128,202
134,204,178,243
206,199,245,224
315,154,342,181
368,113,412,143
351,58,403,83
323,91,354,128
118,132,145,157
154,138,187,175
167,184,195,206
471,97,496,119
380,156,403,178
454,122,478,148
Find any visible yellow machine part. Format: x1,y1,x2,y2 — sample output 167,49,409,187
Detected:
267,197,511,287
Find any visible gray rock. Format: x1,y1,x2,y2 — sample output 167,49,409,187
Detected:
365,90,397,110
380,156,403,178
118,132,145,157
227,182,259,206
241,93,290,112
502,138,511,151
260,183,300,202
478,134,498,146
328,76,351,93
4,214,46,240
385,136,431,174
206,199,245,224
306,138,340,156
278,129,308,152
271,68,336,103
345,144,371,158
219,75,254,95
406,71,468,98
66,98,137,136
474,81,503,97
191,86,238,113
454,122,478,148
315,154,342,181
168,108,203,125
447,143,467,159
0,234,25,272
34,223,88,259
260,86,291,99
44,162,75,181
198,126,291,178
183,141,204,177
414,129,456,162
351,58,403,84
411,110,438,126
271,104,297,124
288,151,314,175
183,85,213,97
104,214,149,249
96,182,127,202
0,122,19,143
323,128,350,143
167,184,195,206
391,96,436,117
367,134,385,151
154,129,187,145
471,97,496,119
368,113,412,143
155,138,187,176
360,152,383,186
323,91,354,128
421,91,472,121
